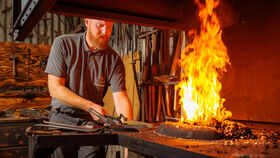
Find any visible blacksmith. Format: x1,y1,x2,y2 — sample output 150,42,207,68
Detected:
45,18,133,158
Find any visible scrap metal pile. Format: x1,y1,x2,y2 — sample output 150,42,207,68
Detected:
213,120,280,141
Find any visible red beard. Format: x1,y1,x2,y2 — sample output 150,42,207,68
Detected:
95,34,110,50
88,31,110,50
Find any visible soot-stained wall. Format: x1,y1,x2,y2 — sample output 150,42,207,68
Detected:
221,0,280,122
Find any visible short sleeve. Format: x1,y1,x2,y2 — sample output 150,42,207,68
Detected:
45,37,67,78
109,57,127,93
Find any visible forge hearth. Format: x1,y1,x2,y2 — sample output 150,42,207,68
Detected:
156,120,279,141
156,122,222,140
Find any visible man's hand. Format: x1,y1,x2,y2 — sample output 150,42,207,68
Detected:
87,103,107,123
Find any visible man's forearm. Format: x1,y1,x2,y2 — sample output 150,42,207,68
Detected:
117,98,133,120
113,92,133,120
49,83,106,122
49,84,93,111
47,74,104,115
48,74,107,122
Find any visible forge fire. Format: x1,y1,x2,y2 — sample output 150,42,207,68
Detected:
158,0,237,141
158,0,280,144
176,0,231,125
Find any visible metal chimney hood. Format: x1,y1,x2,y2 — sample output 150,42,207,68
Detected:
12,0,197,41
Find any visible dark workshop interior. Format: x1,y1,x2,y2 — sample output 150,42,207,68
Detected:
0,0,280,157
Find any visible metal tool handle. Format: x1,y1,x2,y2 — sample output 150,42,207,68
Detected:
88,107,116,125
104,114,124,125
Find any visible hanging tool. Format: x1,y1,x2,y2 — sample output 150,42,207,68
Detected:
9,54,18,78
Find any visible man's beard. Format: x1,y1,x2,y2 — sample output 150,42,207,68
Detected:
89,33,110,50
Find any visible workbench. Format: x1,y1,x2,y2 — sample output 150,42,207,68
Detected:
28,126,280,158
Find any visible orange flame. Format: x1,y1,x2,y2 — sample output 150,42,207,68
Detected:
176,0,232,125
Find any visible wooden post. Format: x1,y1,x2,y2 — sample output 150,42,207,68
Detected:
156,85,163,122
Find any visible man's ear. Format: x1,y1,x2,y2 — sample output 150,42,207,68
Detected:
84,18,88,27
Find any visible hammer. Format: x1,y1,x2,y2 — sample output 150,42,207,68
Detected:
9,54,18,78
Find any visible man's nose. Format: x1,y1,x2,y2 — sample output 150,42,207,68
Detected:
101,26,111,34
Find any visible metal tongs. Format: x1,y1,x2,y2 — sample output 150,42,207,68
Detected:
88,107,126,126
88,107,144,132
88,107,153,131
26,108,152,136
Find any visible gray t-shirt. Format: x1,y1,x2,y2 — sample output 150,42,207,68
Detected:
45,32,126,115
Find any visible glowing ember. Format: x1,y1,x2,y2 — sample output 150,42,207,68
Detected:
176,0,232,125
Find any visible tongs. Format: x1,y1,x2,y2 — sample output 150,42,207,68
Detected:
88,107,125,126
88,107,153,130
26,108,153,136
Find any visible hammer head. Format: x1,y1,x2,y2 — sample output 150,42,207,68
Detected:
9,54,18,60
